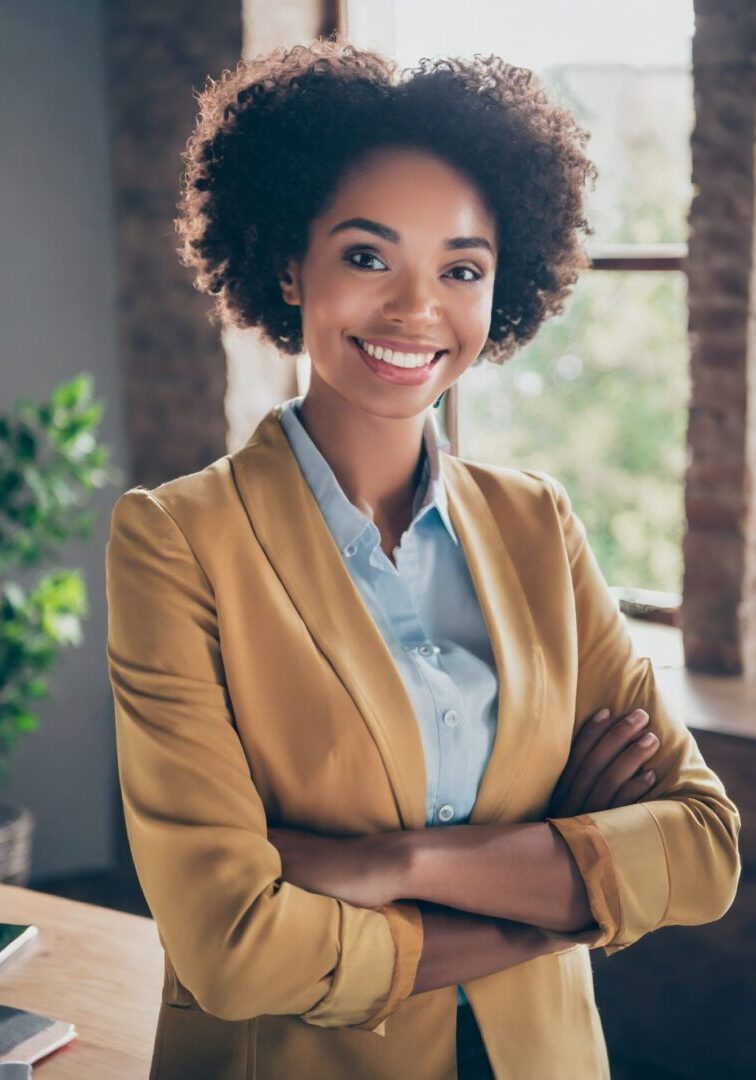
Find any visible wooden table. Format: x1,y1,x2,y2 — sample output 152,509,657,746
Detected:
0,884,162,1078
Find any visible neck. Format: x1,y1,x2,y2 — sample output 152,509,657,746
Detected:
297,386,427,532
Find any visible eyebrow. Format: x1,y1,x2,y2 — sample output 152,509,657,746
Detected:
328,217,496,256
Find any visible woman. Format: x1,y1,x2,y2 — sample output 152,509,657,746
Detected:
105,38,741,1079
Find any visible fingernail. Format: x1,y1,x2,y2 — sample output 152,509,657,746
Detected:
642,769,655,782
639,732,657,746
591,708,610,723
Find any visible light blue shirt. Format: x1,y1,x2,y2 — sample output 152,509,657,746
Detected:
278,395,499,1008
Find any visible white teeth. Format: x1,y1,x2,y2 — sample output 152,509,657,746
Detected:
356,338,436,368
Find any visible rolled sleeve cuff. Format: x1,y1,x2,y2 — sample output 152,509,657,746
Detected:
545,815,621,953
353,900,424,1034
300,899,423,1036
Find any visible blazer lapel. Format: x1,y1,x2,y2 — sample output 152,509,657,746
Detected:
441,456,547,824
231,404,427,831
230,405,545,833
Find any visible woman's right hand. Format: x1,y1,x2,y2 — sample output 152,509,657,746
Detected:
547,707,660,817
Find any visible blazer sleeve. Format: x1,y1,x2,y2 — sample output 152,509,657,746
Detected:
105,488,423,1030
528,472,742,957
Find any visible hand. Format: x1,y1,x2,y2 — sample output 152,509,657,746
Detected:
266,826,402,909
548,707,660,817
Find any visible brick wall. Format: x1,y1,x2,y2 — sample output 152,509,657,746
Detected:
683,0,756,677
103,0,241,488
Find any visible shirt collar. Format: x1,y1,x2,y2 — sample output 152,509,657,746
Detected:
277,394,459,554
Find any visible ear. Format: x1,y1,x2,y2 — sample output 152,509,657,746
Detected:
278,258,302,306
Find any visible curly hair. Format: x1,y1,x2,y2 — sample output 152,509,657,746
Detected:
175,36,597,364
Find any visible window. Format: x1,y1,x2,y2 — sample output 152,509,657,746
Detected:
343,0,694,593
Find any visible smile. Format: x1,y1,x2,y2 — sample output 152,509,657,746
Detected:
348,336,445,386
353,336,443,369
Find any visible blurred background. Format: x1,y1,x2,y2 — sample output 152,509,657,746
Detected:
0,1,754,1077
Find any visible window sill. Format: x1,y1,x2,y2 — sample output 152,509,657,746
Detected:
625,616,756,741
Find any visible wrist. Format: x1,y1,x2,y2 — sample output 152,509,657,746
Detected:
376,828,419,902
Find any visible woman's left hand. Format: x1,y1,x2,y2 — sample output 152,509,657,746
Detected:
266,827,403,909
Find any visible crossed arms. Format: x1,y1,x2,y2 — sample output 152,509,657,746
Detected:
267,701,666,995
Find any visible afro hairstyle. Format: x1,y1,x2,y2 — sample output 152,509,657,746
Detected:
174,36,598,364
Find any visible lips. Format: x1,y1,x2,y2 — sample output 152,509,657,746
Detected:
348,335,443,386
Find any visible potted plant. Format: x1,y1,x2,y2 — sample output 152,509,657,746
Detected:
0,373,119,883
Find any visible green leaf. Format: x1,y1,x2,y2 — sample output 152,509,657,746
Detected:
14,427,37,463
44,612,83,645
51,373,93,412
14,711,39,733
2,582,27,612
0,469,23,500
77,402,103,429
33,569,87,612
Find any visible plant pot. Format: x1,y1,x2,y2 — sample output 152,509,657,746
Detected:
0,803,34,885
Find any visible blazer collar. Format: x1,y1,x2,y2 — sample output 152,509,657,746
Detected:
230,403,545,831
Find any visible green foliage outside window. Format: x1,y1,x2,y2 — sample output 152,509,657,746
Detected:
460,65,691,592
460,271,688,591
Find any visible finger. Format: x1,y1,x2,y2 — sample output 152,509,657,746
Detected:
607,768,656,809
551,708,612,802
582,733,660,813
563,709,652,814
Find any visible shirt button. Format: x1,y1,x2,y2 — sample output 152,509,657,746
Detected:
438,804,455,823
343,542,358,557
418,644,434,656
443,709,460,728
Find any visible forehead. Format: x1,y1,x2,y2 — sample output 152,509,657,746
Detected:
320,147,496,243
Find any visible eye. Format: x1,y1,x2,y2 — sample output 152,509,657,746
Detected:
343,248,386,271
446,265,483,283
342,246,484,282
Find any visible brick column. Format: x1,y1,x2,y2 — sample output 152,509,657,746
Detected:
683,0,756,677
103,1,241,488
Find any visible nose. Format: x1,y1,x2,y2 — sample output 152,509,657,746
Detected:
381,268,442,328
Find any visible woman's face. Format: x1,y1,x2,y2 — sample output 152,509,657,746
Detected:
280,147,498,419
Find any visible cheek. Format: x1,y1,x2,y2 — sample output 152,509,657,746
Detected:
449,288,496,345
306,274,369,335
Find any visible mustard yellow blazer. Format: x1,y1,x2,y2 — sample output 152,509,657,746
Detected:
105,402,741,1080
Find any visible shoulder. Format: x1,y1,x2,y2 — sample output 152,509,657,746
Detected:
448,456,588,570
448,454,573,520
109,452,240,543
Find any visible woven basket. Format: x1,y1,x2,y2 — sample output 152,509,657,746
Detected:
0,803,34,885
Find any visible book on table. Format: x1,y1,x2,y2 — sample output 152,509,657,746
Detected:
0,925,76,1065
0,1004,76,1065
0,925,37,969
